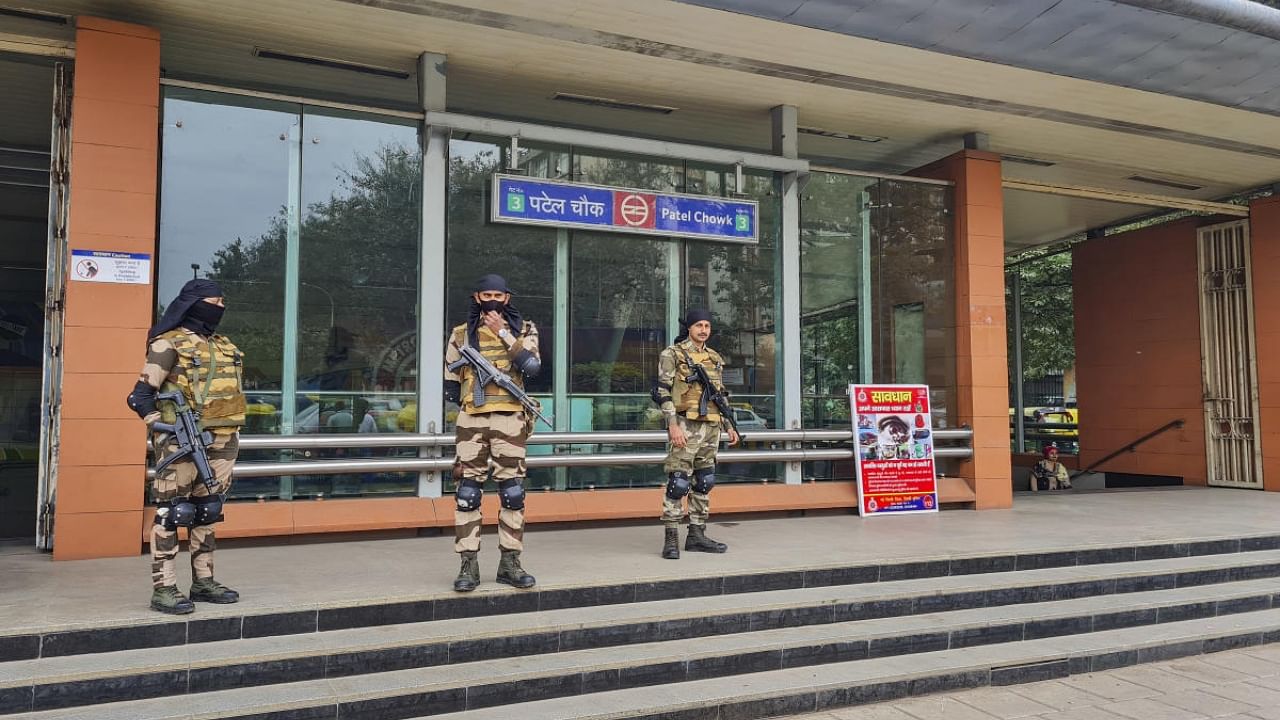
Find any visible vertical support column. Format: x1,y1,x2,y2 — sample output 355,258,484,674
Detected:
915,150,1011,509
667,242,681,341
553,228,570,490
1249,196,1280,491
1011,270,1025,454
278,122,302,500
772,105,802,485
416,52,447,498
858,190,873,383
54,18,161,559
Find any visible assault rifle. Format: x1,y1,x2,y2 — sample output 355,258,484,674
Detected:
676,348,742,442
447,343,553,428
151,391,218,494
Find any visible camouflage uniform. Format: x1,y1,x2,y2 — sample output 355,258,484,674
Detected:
655,339,732,556
138,329,244,593
444,318,541,589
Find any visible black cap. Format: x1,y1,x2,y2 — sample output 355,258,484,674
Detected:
474,273,512,294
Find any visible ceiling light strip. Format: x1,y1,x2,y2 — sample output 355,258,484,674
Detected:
1003,178,1248,217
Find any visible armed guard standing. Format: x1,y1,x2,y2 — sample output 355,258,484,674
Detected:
444,274,544,592
127,279,244,614
652,309,740,559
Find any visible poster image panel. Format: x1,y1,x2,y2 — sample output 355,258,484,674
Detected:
850,384,938,517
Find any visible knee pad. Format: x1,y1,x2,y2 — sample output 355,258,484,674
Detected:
455,479,483,512
692,467,716,494
499,479,526,510
192,495,225,525
665,471,691,500
156,500,197,530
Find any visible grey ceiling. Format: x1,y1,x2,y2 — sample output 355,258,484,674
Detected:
676,0,1280,116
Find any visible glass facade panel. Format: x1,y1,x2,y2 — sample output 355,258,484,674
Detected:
158,90,297,500
159,89,423,499
292,109,422,497
158,90,960,501
799,172,955,481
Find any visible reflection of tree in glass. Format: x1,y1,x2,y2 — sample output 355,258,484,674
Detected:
1007,254,1074,380
207,145,421,391
698,174,779,404
798,174,955,425
445,145,556,394
571,155,675,394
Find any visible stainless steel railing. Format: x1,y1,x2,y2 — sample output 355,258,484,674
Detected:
234,428,975,450
146,428,973,479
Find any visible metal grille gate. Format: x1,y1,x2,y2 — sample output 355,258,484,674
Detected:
1196,221,1264,489
36,62,72,549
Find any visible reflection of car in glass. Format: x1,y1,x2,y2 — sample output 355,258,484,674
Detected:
731,407,767,431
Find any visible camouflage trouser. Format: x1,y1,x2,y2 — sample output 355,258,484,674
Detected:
454,411,531,553
150,432,237,589
661,417,720,529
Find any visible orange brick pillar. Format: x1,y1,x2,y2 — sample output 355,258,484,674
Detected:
53,18,160,559
915,150,1012,509
1251,196,1280,492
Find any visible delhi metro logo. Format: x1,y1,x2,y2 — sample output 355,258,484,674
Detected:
613,192,655,229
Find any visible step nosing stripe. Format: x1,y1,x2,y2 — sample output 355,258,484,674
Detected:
6,538,1280,662
11,590,1279,712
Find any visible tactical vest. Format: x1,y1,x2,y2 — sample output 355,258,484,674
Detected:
452,324,525,414
671,341,725,422
158,329,246,431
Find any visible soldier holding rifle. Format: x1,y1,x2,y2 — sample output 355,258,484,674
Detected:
127,279,244,614
652,308,740,560
443,274,545,592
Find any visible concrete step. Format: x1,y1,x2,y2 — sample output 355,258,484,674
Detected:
5,532,1279,662
8,605,1280,720
4,575,1280,718
417,610,1280,720
5,547,1280,706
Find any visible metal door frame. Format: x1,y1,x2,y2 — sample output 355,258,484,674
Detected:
1196,220,1264,489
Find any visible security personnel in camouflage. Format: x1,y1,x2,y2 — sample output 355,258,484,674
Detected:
127,279,244,614
444,274,542,592
652,308,739,559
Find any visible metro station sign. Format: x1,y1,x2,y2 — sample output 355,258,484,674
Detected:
490,174,758,243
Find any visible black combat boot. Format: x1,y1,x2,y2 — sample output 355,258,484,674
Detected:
662,527,680,559
189,577,240,604
453,551,480,592
496,548,536,589
685,524,728,553
150,586,195,615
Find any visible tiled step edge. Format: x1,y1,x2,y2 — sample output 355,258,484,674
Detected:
4,579,1280,716
5,532,1280,662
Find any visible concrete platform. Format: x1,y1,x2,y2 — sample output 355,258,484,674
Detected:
2,487,1278,636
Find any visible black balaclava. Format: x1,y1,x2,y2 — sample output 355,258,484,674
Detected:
467,273,523,348
674,308,713,344
148,279,225,341
182,301,225,336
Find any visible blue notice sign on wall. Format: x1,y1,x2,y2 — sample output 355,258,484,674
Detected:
491,174,758,243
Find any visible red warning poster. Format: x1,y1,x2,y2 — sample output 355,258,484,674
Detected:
850,384,939,516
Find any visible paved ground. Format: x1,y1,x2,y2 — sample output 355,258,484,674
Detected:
3,487,1280,634
796,645,1280,720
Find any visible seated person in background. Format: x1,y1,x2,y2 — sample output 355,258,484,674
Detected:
1031,444,1072,491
